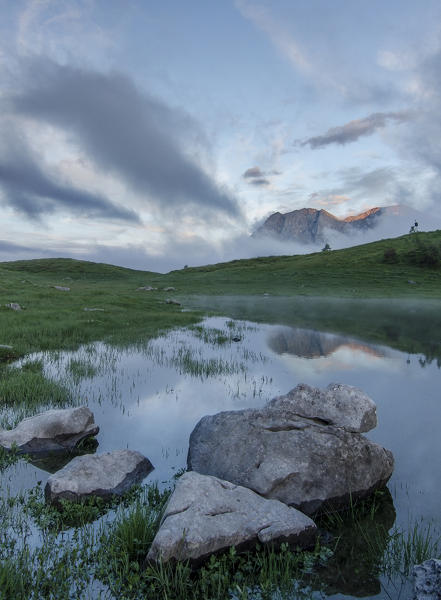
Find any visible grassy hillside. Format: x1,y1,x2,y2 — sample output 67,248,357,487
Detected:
1,231,441,360
161,230,441,297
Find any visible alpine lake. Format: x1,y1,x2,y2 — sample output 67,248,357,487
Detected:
1,295,440,599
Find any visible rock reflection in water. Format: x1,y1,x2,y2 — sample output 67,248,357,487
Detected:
268,327,385,360
28,438,99,474
316,488,396,597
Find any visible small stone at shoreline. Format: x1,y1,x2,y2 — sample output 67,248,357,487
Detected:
0,406,99,454
165,298,181,305
5,303,22,311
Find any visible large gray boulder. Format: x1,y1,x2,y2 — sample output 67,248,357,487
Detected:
45,449,153,504
0,406,99,454
188,384,393,515
413,559,441,600
268,383,377,433
147,471,317,565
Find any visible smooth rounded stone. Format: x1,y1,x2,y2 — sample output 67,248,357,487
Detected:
0,406,99,454
188,398,394,515
413,559,441,600
267,383,377,433
165,298,181,305
147,471,317,565
45,449,154,504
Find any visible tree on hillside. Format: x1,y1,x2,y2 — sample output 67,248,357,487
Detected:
321,243,331,251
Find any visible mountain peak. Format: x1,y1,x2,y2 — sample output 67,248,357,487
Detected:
253,204,410,244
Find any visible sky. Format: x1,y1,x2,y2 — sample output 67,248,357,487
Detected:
1,0,441,272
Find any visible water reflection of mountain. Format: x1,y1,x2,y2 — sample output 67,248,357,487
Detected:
189,296,441,365
268,327,384,360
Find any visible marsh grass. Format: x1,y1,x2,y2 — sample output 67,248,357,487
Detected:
68,359,98,381
0,359,73,428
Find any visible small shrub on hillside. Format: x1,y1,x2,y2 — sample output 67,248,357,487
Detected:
383,248,398,264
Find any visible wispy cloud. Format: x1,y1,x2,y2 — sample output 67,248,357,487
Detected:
300,112,410,149
235,0,310,72
5,58,241,221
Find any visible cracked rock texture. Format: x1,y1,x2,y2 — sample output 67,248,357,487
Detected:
188,384,393,515
413,558,441,600
268,383,377,433
0,406,99,454
147,471,317,564
45,449,153,504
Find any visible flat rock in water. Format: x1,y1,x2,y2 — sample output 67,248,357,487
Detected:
137,286,157,291
45,449,154,504
53,286,70,291
0,406,99,454
147,471,317,565
83,307,104,312
268,383,377,433
413,558,441,600
188,384,393,515
165,298,181,305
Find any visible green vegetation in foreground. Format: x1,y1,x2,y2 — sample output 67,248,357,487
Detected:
1,479,439,600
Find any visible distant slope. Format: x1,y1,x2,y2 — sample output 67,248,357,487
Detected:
164,230,441,298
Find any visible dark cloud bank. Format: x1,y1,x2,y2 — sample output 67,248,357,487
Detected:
0,58,240,223
0,121,140,222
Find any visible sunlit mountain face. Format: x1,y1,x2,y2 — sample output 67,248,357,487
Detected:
253,204,425,245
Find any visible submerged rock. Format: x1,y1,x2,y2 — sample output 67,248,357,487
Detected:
0,406,99,454
45,449,153,505
188,384,393,515
147,471,317,565
413,558,441,600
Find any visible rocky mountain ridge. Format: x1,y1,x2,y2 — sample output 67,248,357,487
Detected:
253,205,415,245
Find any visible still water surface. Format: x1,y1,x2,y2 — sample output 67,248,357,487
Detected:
2,297,440,598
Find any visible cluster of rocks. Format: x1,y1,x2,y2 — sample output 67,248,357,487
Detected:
147,383,395,564
0,406,152,505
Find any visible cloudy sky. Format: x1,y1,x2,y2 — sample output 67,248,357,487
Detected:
1,0,441,271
